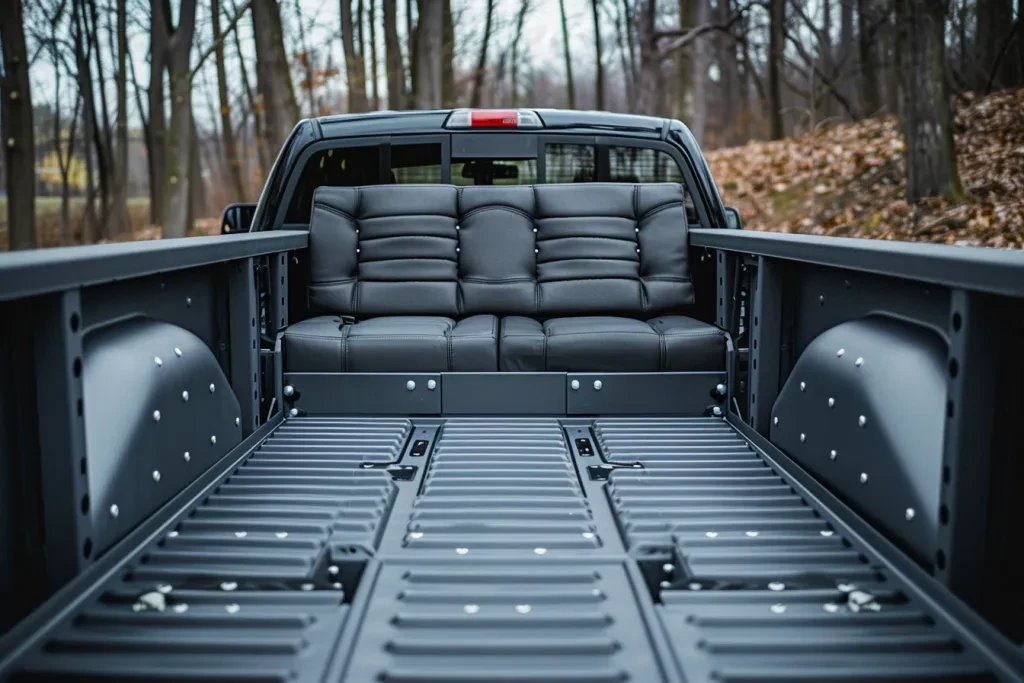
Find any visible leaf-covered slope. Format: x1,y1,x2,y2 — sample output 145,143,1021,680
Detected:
706,88,1024,249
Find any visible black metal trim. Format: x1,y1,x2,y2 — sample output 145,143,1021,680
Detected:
690,228,1024,298
0,415,282,671
728,415,1024,682
0,232,308,302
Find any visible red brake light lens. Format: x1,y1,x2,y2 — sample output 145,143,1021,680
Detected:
470,110,519,128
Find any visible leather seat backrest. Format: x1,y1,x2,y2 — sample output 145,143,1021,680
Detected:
307,183,694,318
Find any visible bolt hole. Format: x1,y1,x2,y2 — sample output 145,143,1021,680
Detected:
80,494,90,516
946,400,954,418
753,358,757,370
718,254,723,263
939,504,949,525
935,549,946,570
83,538,93,559
251,318,256,328
754,316,759,326
719,277,723,286
73,358,82,378
942,466,950,484
280,276,285,285
948,358,959,378
951,312,962,332
77,398,83,416
751,393,756,404
80,457,87,475
719,298,723,307
70,313,80,332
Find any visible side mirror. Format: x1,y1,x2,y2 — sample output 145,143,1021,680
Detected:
221,203,258,234
724,206,743,230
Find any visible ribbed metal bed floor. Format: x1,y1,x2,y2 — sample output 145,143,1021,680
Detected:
8,417,998,683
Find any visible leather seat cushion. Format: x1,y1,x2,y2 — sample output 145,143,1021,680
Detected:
499,315,726,372
284,315,498,372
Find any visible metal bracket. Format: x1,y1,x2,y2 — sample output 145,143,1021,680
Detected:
587,462,644,481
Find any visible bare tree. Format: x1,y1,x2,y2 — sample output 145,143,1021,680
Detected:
857,0,886,116
75,0,99,240
383,0,404,108
213,0,246,201
768,0,785,138
148,0,169,226
253,0,300,153
414,0,443,108
342,0,369,111
112,0,131,236
442,0,455,106
368,0,380,109
895,0,965,202
510,0,531,107
470,0,494,108
559,0,577,108
0,0,36,250
592,0,605,110
293,0,317,116
636,0,660,114
230,1,269,178
977,0,1019,91
87,0,115,236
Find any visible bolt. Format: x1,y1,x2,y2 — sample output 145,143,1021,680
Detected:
184,451,190,462
154,357,163,367
152,470,161,482
328,565,339,576
109,504,119,518
768,582,785,591
275,532,288,538
745,530,759,537
705,531,718,538
234,531,247,538
209,383,216,393
837,348,845,357
715,383,727,396
153,410,161,422
688,582,702,591
210,435,217,445
858,415,867,427
168,530,179,538
406,380,416,391
800,381,806,391
828,397,835,408
823,603,839,613
800,433,806,443
819,294,825,305
773,416,779,426
855,357,864,367
289,408,299,417
220,581,237,591
182,391,189,402
659,580,671,588
225,604,240,613
593,380,603,391
582,531,595,540
463,604,480,614
174,348,182,357
235,417,241,426
570,380,580,391
172,603,189,613
770,604,787,614
830,450,837,460
905,508,915,521
663,563,675,574
820,530,834,537
186,297,192,307
409,531,424,540
860,472,868,484
515,604,532,614
455,547,469,555
283,385,295,397
427,379,437,390
534,547,548,555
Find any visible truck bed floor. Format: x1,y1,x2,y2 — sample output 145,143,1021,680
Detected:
8,417,1000,682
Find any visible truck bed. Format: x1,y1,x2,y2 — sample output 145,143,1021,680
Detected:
6,416,1001,682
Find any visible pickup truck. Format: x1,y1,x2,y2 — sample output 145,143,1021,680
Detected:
1,108,1023,682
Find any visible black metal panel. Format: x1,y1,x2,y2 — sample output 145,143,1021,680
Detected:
567,372,725,416
82,317,242,557
284,373,442,415
747,257,783,434
227,259,261,434
0,231,307,302
32,290,91,589
268,251,289,335
453,132,538,158
440,373,566,414
340,559,670,682
690,227,1024,298
770,315,947,568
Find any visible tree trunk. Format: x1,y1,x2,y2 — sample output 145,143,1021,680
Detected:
0,0,35,250
470,0,494,108
559,0,576,108
510,0,530,107
293,0,316,116
977,0,1018,91
441,0,456,107
895,0,965,203
252,0,300,153
768,0,785,138
839,0,857,116
230,5,268,181
615,1,634,105
857,0,885,115
160,0,197,239
414,0,443,109
342,0,370,111
383,0,404,108
716,0,739,143
681,0,709,143
635,0,662,115
213,0,246,201
75,0,99,241
149,0,169,226
113,0,131,235
368,0,380,109
591,0,605,110
820,0,835,120
406,0,417,107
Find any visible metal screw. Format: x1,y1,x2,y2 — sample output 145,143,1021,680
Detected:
234,531,247,538
455,247,460,253
184,451,190,462
174,348,182,357
182,390,189,402
534,547,548,555
210,435,217,445
235,417,241,426
819,294,825,304
746,531,759,537
820,530,834,537
582,531,595,540
172,603,189,613
799,433,806,443
427,379,437,390
154,357,163,367
406,380,416,391
186,297,192,307
570,380,580,391
860,472,868,484
705,531,718,538
209,383,216,393
823,603,839,613
773,416,779,425
715,383,727,396
659,580,671,588
409,531,424,540
168,530,179,538
830,450,837,460
828,397,835,408
220,581,237,591
663,563,675,573
109,504,119,518
275,532,288,539
770,604,787,614
153,410,161,422
515,604,532,614
800,381,806,391
328,565,339,576
905,508,915,521
837,348,845,357
855,357,864,367
768,581,785,591
858,415,867,427
225,604,240,613
283,385,295,397
711,405,722,416
593,380,603,391
152,470,161,482
463,604,480,614
688,582,702,591
455,547,469,555
289,408,299,417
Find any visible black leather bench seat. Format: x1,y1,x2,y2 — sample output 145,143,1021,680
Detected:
283,183,726,374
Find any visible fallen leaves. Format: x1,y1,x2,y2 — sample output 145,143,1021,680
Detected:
706,88,1024,250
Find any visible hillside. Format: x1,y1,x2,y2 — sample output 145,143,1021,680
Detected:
705,88,1024,249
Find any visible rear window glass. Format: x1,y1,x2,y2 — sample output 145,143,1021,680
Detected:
609,146,696,221
451,159,538,186
545,144,595,183
392,143,443,183
284,146,380,223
